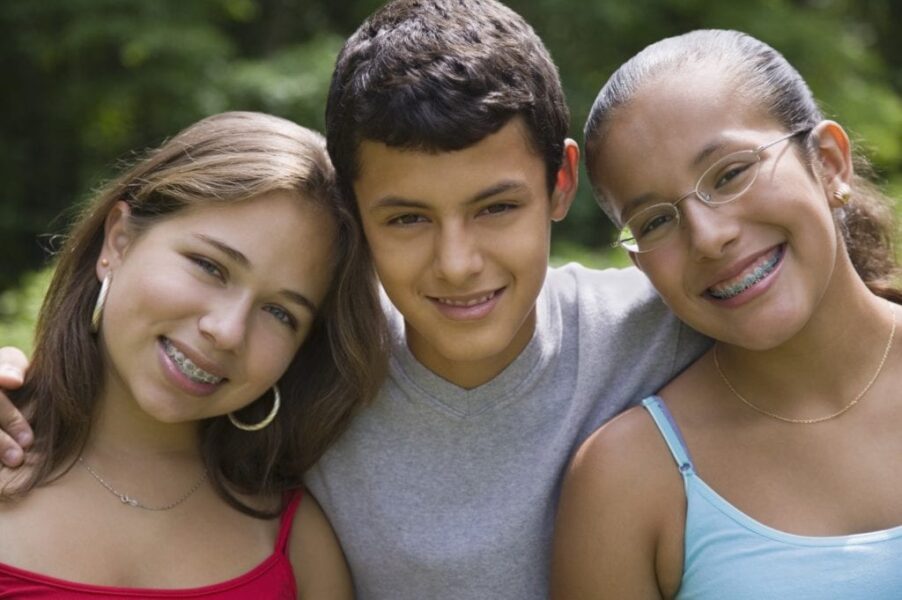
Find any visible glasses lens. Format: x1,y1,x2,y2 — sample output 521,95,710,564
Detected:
698,150,760,205
621,204,679,252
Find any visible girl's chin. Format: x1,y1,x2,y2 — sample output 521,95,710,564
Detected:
699,312,808,351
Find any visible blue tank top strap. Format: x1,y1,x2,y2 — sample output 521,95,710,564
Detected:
641,396,695,476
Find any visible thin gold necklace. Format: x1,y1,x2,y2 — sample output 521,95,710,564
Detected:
713,309,896,424
78,457,208,511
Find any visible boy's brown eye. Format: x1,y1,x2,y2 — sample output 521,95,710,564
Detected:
483,203,515,215
389,214,426,225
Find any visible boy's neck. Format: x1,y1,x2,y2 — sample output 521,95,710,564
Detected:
406,310,538,390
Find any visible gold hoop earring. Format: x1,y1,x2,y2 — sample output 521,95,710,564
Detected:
91,273,112,333
228,384,281,431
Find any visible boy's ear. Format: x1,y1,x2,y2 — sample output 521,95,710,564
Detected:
96,201,135,281
550,139,579,222
811,120,853,208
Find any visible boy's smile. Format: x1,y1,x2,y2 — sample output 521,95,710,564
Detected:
353,118,576,388
430,288,503,320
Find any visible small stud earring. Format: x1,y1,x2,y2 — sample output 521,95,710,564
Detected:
100,258,109,267
833,184,851,206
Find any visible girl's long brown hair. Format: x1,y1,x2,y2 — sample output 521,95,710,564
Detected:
6,111,387,517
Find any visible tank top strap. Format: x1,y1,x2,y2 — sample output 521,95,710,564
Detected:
641,396,695,477
275,489,304,554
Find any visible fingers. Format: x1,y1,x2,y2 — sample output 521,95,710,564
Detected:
0,431,26,467
0,346,28,387
0,346,32,467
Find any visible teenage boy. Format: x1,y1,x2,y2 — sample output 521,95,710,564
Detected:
0,1,708,598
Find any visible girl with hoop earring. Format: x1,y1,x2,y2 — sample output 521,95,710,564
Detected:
0,112,386,598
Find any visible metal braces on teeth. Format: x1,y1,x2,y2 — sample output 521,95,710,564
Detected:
163,340,222,384
710,251,781,300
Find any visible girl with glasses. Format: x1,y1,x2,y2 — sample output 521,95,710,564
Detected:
0,112,386,598
553,30,902,599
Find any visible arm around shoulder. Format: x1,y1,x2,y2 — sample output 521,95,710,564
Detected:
551,406,681,600
289,490,354,600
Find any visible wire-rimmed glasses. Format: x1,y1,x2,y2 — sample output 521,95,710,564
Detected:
612,128,812,253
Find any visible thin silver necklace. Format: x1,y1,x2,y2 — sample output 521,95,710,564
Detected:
78,457,208,511
714,308,896,424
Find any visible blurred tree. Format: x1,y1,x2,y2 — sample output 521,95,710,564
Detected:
0,0,900,291
2,0,234,288
0,0,360,289
0,268,52,354
506,0,902,253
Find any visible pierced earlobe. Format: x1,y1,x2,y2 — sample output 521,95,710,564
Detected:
832,183,851,207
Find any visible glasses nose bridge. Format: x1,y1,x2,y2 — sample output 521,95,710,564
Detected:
674,186,713,216
670,182,728,237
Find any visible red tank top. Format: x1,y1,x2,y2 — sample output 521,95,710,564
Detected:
0,491,302,598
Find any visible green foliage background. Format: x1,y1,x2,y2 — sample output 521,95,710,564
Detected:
1,0,901,350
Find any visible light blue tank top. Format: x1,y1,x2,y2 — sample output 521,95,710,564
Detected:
642,395,902,599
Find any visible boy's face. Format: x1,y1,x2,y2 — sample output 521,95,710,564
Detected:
353,118,577,388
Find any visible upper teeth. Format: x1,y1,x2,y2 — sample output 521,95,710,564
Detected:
436,292,495,307
709,249,781,300
162,339,223,385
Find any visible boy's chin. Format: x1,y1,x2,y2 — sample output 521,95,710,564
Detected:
406,316,537,385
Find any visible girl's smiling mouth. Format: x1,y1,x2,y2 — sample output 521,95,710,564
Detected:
160,337,225,385
706,245,785,300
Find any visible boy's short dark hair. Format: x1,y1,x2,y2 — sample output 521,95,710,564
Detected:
326,0,570,204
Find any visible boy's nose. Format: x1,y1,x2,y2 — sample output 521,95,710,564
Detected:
433,222,484,284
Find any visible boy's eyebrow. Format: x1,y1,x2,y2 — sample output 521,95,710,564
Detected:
370,180,530,210
370,197,429,210
193,233,318,314
470,180,528,203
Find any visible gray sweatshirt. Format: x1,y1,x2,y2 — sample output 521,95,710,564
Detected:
305,264,709,599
